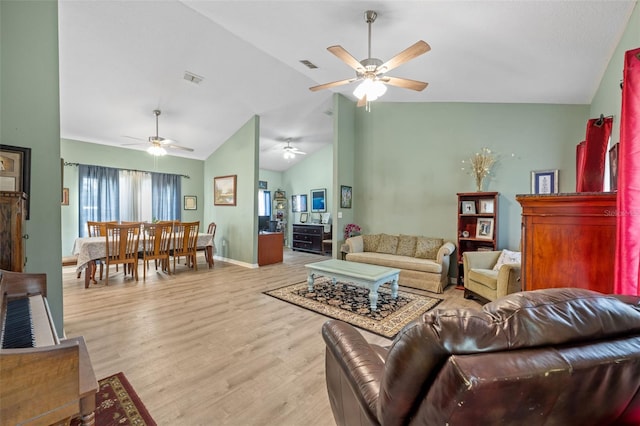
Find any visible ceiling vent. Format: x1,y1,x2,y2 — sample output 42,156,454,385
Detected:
183,71,204,84
299,60,318,69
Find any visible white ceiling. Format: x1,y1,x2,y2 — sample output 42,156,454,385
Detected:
58,1,636,172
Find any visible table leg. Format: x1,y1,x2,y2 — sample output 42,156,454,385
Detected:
369,290,379,311
391,276,399,299
307,273,316,292
206,246,213,268
84,261,95,289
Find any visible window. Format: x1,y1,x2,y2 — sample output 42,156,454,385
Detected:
258,190,271,216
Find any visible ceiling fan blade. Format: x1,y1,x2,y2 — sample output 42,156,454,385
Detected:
379,40,431,73
310,78,357,92
382,76,429,91
356,94,367,108
121,142,147,147
327,45,364,71
122,135,147,142
166,144,194,152
291,149,307,155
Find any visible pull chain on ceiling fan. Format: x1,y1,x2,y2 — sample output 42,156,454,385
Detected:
309,10,430,109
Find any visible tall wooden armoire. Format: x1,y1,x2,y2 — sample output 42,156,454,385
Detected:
0,191,28,271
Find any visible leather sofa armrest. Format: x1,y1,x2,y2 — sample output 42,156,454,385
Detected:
322,320,385,421
436,242,456,264
344,235,364,253
496,263,522,298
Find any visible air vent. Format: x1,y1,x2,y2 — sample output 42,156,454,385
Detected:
183,71,204,84
299,60,318,69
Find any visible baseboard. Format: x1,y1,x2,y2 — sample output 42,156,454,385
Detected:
212,255,257,269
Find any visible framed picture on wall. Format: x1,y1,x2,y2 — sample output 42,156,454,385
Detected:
311,188,326,212
291,194,307,212
340,185,352,208
258,180,268,190
61,188,70,206
214,175,237,206
531,169,559,194
609,143,619,191
184,195,197,210
0,144,31,219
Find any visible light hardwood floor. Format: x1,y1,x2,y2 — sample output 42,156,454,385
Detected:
62,249,481,425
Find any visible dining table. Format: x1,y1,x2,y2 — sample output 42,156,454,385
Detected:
73,233,215,287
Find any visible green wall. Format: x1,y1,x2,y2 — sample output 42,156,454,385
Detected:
333,94,357,250
1,0,64,334
60,138,205,255
204,115,259,265
351,102,589,251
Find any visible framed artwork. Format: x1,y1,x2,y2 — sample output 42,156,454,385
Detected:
291,194,307,213
300,212,308,223
476,218,494,239
311,188,326,212
609,143,619,191
184,195,197,210
61,188,70,206
531,169,559,194
258,180,268,190
478,199,494,214
214,175,237,206
461,201,476,214
0,145,31,219
340,185,352,208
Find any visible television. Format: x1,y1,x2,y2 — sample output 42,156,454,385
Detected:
258,215,270,232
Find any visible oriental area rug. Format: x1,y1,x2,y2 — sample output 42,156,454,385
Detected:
71,372,156,426
264,277,442,339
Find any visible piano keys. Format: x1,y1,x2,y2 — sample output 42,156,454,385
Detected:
0,269,98,426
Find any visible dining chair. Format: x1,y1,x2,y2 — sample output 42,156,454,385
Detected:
104,222,142,285
171,221,200,272
140,222,173,279
85,220,117,281
196,222,216,268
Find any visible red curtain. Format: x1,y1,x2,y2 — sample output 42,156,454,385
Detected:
576,141,586,191
576,117,613,192
615,47,640,296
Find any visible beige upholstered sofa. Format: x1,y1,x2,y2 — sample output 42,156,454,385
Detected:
342,234,455,294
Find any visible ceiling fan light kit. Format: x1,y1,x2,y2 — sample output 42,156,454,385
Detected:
147,144,167,156
121,109,195,156
309,10,430,108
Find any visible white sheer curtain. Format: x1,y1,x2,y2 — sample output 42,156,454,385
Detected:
119,170,152,222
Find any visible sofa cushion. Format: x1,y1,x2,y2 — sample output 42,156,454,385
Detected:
346,252,442,274
363,234,381,252
377,234,399,254
492,249,521,271
415,237,443,260
396,235,417,257
468,268,499,290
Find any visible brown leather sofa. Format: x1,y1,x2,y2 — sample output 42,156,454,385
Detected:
322,288,640,425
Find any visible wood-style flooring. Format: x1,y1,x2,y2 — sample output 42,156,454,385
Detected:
62,249,481,425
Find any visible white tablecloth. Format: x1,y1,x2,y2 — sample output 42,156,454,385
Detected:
73,233,214,273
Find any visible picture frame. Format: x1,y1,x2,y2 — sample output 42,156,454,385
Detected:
475,218,494,239
609,143,619,191
0,144,31,219
299,212,308,223
61,188,69,206
291,194,307,213
258,180,268,190
461,201,476,214
311,188,327,212
184,195,197,210
478,199,494,214
531,169,559,194
340,185,352,208
214,174,237,206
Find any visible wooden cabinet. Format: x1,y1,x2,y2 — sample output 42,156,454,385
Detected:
516,193,616,294
258,232,284,266
0,192,28,272
292,224,330,255
456,192,499,285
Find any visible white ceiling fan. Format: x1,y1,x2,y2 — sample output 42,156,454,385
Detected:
122,109,194,156
280,138,306,160
310,10,430,108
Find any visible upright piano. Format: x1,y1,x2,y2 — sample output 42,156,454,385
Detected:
0,269,97,426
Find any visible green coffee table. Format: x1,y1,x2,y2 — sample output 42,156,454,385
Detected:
304,259,400,311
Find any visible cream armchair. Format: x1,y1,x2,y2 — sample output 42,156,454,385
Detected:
463,250,521,302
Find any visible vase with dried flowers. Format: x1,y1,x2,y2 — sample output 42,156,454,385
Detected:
461,147,496,192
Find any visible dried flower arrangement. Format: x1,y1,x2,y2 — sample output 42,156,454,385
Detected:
461,147,496,192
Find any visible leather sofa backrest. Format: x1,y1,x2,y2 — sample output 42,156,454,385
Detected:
377,288,640,425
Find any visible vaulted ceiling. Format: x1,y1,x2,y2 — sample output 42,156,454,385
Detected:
58,1,636,171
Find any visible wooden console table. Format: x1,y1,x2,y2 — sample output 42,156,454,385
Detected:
258,232,283,266
516,192,616,294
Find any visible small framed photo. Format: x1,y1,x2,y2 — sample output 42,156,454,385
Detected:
340,185,352,208
0,144,31,219
609,143,619,191
478,199,494,214
300,212,308,223
461,201,476,214
258,180,268,190
531,169,559,194
475,218,494,239
214,175,237,206
61,188,70,206
184,195,197,210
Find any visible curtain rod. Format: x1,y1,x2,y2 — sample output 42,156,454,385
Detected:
63,161,190,179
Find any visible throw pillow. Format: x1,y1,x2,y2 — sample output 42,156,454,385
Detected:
376,234,399,254
362,234,381,252
415,237,444,260
493,249,522,271
396,235,417,257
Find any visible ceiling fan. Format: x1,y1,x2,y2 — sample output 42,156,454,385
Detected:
281,138,306,160
309,10,430,107
122,109,194,156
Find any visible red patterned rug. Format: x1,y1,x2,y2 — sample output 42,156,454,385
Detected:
71,372,156,426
